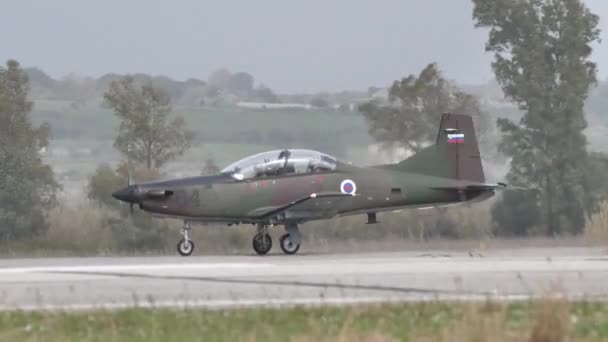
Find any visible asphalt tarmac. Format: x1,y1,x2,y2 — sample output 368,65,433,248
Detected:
1,247,607,311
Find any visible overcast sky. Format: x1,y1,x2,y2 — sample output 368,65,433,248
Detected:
1,0,606,93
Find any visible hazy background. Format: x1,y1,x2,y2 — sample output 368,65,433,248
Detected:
1,0,606,93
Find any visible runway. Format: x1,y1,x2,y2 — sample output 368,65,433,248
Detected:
1,247,608,311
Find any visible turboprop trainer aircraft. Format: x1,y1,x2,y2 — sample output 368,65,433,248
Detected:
112,113,505,256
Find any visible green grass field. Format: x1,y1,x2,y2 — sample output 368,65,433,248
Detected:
1,300,607,341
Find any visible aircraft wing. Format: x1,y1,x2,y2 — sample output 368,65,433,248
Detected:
250,192,354,219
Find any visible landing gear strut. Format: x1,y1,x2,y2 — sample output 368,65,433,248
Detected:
177,221,195,256
279,224,301,255
252,224,272,256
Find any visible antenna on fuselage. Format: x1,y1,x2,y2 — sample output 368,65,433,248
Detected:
278,149,290,175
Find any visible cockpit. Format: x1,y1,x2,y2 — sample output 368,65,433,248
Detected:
221,149,338,180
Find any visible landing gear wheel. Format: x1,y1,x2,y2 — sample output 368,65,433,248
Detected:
177,238,194,256
279,233,300,255
252,233,272,255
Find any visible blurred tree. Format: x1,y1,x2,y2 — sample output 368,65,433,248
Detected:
87,164,124,210
0,60,59,240
150,75,187,100
227,72,255,96
310,96,330,108
252,85,280,103
338,104,351,112
367,86,381,97
583,153,608,214
359,63,488,153
24,67,56,97
207,68,231,89
104,76,197,169
201,157,221,175
205,85,222,98
54,73,97,104
473,0,601,236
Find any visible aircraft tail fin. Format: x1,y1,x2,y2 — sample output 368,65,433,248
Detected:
395,113,485,183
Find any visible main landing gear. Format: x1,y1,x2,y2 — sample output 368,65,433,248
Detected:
177,221,195,256
252,223,302,256
252,224,272,256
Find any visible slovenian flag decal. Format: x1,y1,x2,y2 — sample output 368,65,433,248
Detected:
447,133,464,144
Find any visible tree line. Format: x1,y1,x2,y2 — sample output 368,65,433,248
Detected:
26,67,281,108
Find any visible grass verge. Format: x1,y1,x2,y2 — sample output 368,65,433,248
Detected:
1,300,608,341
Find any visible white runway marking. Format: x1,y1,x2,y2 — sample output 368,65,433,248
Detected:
0,263,275,274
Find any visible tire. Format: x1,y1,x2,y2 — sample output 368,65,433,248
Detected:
279,233,300,255
252,233,272,255
177,238,195,256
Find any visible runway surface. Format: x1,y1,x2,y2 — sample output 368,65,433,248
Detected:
1,247,608,311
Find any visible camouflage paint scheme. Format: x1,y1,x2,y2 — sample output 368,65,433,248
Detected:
113,113,500,226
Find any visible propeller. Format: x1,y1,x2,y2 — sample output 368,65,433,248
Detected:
127,144,134,215
128,171,134,215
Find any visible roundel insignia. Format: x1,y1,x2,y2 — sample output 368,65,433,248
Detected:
340,179,357,195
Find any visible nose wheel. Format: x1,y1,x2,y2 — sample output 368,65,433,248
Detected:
280,223,301,255
279,233,300,255
177,221,194,256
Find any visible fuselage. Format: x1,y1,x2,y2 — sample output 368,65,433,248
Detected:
118,162,494,225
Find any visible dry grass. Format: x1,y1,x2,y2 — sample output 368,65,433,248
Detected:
431,299,574,342
528,298,571,342
584,201,608,243
47,205,112,250
435,303,516,342
446,201,494,238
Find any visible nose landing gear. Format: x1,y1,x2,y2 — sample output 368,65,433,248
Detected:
279,223,301,255
177,221,195,256
279,234,300,255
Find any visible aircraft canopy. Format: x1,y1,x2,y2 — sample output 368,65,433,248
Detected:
222,149,338,180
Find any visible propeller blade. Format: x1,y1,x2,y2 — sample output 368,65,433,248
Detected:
127,143,133,187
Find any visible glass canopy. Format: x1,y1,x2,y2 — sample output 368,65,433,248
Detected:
221,149,338,180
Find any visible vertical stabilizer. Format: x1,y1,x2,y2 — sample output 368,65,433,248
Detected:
395,113,485,183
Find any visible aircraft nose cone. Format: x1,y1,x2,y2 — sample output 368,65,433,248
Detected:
112,185,138,203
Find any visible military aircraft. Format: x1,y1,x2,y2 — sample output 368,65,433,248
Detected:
112,113,505,256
